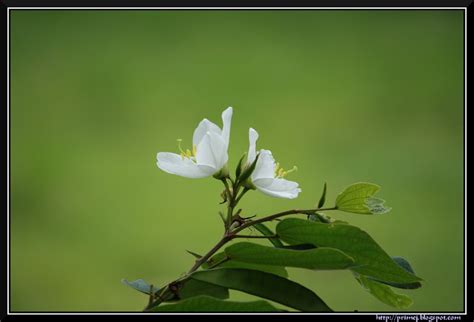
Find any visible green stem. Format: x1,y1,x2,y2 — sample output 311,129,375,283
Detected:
233,187,249,207
221,178,234,229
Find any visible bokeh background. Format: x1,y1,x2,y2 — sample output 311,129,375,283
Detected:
10,10,464,312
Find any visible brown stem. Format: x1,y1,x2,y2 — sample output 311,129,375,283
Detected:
187,235,232,274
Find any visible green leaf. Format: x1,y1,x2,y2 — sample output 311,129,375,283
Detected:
176,278,229,300
122,278,159,295
371,257,422,290
356,275,413,309
152,295,281,312
203,252,288,278
253,223,284,247
276,218,422,284
190,268,332,312
317,182,327,208
235,152,247,180
225,242,355,270
335,182,391,215
239,153,259,184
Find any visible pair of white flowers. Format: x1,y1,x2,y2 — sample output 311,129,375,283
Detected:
156,107,301,199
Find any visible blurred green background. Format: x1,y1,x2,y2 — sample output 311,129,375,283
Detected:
10,10,464,312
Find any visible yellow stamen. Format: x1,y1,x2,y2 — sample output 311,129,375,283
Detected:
275,164,298,178
274,163,281,177
285,166,298,175
177,139,197,160
278,168,285,177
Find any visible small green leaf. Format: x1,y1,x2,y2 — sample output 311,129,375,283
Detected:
225,242,355,270
122,279,160,295
317,182,327,208
235,152,247,180
356,275,413,309
335,182,391,215
190,268,332,312
204,252,288,278
253,223,284,247
239,153,260,184
152,295,281,312
276,218,422,284
365,197,391,215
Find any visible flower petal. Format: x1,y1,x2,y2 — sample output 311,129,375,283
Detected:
156,152,215,178
253,177,302,199
193,119,222,147
251,149,276,181
195,131,228,171
247,128,259,165
221,106,233,148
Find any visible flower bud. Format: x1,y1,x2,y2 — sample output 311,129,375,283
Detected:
238,153,259,184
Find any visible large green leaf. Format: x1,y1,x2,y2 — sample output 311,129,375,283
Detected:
356,275,413,309
276,218,422,284
225,242,355,270
177,278,229,300
203,252,288,278
152,295,280,312
335,182,391,214
253,223,284,247
190,268,332,312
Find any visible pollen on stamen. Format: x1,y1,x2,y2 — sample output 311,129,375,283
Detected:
177,139,196,160
274,162,281,176
276,165,298,178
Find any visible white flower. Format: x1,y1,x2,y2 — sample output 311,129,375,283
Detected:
156,107,233,178
246,128,302,199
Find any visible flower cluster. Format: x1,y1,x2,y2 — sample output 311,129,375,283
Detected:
156,107,301,199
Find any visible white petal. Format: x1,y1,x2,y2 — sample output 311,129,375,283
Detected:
247,128,259,165
195,132,228,171
193,119,222,147
221,106,233,148
253,177,302,199
251,149,276,181
156,152,215,178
